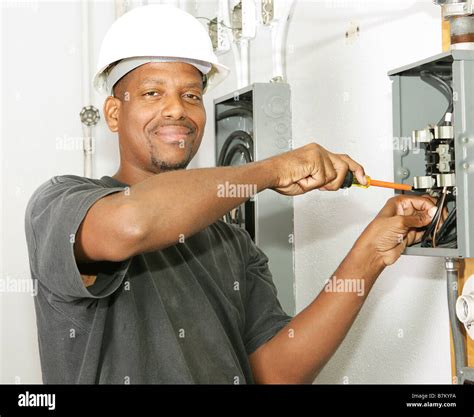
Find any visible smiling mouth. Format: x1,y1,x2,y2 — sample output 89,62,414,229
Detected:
153,126,193,143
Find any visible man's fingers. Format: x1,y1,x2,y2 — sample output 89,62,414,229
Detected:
398,196,437,216
399,210,435,229
336,154,366,185
441,206,449,222
406,229,418,246
323,160,349,191
378,195,437,218
413,229,427,244
322,155,337,185
422,194,437,205
302,152,328,191
297,175,326,192
419,194,446,221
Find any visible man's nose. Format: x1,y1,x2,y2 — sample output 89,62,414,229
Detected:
161,94,187,120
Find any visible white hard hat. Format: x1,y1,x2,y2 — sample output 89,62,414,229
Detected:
93,4,230,95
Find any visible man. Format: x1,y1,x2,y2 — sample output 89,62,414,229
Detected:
24,5,437,384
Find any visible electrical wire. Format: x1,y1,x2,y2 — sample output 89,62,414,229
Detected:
420,70,454,125
420,192,446,247
220,141,254,231
436,206,456,241
217,130,253,166
432,187,448,248
217,129,254,230
420,71,453,110
419,189,458,248
216,108,253,121
223,143,253,166
420,188,448,247
435,206,457,248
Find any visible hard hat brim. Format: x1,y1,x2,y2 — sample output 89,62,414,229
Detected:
93,59,230,96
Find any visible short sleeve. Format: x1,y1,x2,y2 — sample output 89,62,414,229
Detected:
243,234,293,355
24,175,132,301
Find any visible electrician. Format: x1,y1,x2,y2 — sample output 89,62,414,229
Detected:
24,5,437,384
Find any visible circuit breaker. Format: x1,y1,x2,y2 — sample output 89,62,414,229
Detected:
214,83,295,315
389,50,474,258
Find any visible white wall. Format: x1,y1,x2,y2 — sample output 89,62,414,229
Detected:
2,1,82,384
1,0,118,384
1,0,451,383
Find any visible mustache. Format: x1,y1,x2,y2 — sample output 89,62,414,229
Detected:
148,120,196,135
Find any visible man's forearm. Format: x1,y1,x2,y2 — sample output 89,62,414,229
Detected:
249,238,385,384
123,159,275,255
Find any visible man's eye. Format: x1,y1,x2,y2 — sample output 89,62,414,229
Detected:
144,91,159,97
183,93,201,101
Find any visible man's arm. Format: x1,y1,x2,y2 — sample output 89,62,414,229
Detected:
74,162,274,262
75,143,366,262
248,195,437,384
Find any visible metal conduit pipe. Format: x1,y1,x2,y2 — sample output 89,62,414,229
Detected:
446,257,467,383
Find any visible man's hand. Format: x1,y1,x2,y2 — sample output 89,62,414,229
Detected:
354,195,437,268
266,143,367,196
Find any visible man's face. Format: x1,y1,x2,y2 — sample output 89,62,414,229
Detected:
104,62,206,175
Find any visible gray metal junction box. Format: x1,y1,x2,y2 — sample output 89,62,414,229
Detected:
214,83,295,315
389,50,474,258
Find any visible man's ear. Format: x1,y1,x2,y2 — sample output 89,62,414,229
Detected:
103,96,121,132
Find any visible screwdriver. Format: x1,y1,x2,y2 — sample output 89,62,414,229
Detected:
341,171,413,191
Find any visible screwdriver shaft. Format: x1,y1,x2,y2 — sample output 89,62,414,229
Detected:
369,178,412,191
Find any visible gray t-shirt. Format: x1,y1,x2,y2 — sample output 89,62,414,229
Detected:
24,174,292,384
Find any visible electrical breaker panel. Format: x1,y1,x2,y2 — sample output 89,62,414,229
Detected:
389,50,474,258
214,83,295,314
